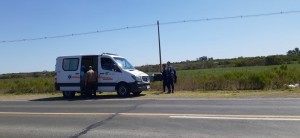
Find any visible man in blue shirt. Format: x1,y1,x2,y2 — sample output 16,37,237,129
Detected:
80,66,86,97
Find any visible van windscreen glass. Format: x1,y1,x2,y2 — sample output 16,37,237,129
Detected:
114,57,135,70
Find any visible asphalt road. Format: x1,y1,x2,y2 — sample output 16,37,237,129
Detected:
1,97,300,138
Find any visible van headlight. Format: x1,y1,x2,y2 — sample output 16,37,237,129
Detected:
131,75,142,82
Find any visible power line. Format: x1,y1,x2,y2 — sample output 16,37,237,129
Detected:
160,10,300,25
1,10,300,44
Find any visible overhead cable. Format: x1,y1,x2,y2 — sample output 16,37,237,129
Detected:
1,10,300,44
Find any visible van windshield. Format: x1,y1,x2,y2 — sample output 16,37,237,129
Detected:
114,57,135,70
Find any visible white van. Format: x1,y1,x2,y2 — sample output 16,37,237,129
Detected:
55,53,150,98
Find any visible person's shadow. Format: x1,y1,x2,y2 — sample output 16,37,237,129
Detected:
30,93,146,101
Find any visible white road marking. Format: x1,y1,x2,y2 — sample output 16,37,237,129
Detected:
1,111,300,121
170,116,300,121
0,112,115,115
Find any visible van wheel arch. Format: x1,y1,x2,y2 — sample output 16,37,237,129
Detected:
62,91,75,99
132,91,142,96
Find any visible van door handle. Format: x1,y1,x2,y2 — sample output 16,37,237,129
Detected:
75,73,79,75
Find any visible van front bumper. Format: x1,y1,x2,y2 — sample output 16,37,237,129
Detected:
129,82,150,92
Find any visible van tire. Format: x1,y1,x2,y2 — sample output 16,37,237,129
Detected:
117,83,130,97
62,91,75,99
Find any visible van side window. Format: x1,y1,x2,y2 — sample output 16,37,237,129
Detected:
63,58,79,71
101,58,114,71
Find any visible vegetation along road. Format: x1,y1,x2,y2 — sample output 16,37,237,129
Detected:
1,48,300,95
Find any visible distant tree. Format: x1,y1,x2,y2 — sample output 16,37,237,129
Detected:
197,56,211,61
32,72,40,78
265,56,283,65
287,47,300,56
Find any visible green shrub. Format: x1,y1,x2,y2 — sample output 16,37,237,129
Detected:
2,64,300,94
0,78,55,94
150,64,300,91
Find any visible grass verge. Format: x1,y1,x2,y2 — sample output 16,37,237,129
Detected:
145,89,300,98
0,93,61,101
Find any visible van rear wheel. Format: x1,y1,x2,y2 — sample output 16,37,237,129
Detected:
117,84,130,97
62,91,75,99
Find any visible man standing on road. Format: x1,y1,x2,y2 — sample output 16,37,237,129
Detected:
86,66,98,97
80,66,87,97
161,64,168,92
166,61,177,94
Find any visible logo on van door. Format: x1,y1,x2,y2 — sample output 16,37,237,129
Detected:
67,74,80,79
105,72,114,75
101,72,115,76
100,76,113,80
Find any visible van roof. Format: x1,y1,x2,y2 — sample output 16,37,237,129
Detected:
57,53,124,58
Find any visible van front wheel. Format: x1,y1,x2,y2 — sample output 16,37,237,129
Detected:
117,84,130,97
62,91,75,99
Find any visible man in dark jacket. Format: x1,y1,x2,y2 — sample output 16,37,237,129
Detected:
161,64,168,92
166,61,176,93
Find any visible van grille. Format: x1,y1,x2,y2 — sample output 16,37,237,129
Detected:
142,76,149,82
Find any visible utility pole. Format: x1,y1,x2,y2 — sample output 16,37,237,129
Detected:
157,20,162,72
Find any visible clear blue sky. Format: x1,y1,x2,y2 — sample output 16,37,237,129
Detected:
0,0,300,74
